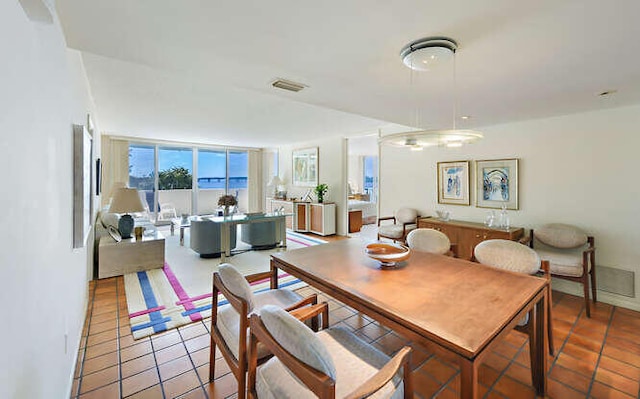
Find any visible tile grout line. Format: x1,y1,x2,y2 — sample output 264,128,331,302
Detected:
115,279,123,399
179,320,210,398
145,316,168,399
482,336,528,398
585,306,616,398
74,281,97,398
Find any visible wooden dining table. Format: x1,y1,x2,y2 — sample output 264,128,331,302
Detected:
270,239,549,399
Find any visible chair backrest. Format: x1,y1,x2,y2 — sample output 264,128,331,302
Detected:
259,305,336,379
535,223,588,249
474,239,541,275
406,228,450,255
217,263,256,311
395,208,418,224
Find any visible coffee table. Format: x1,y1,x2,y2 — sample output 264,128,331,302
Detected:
270,239,549,399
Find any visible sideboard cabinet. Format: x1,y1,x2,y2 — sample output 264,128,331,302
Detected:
417,218,524,260
268,199,336,236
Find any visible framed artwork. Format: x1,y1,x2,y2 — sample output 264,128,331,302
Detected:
292,147,318,187
437,161,470,205
73,124,93,248
476,158,519,210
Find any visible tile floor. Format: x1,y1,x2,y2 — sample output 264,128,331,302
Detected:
72,245,640,399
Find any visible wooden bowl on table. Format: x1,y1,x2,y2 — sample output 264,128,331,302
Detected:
365,242,411,268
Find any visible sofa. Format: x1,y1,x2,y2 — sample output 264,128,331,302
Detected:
190,218,237,258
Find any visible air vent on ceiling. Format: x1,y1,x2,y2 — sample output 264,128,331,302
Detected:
271,79,306,92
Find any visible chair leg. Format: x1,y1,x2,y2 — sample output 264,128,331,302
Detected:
590,258,597,304
582,274,591,318
209,335,216,381
546,289,554,356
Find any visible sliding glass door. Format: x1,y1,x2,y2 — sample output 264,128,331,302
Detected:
158,146,193,217
129,144,156,217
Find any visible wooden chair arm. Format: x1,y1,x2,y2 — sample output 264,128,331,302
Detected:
289,302,329,330
518,234,531,245
448,243,458,258
284,294,318,311
343,346,412,399
245,271,274,284
378,216,395,226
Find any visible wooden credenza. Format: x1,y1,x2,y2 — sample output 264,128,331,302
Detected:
417,218,524,260
268,199,336,236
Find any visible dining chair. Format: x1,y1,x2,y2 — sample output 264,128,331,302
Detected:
209,263,318,399
406,228,457,257
377,207,419,244
527,223,596,317
474,239,554,356
247,304,413,399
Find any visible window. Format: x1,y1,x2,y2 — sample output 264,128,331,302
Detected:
363,156,378,202
129,144,155,214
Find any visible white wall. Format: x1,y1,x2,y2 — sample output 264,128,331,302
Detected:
0,2,98,398
380,104,640,310
278,138,347,235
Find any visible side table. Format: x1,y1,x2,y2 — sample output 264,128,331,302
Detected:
98,231,165,278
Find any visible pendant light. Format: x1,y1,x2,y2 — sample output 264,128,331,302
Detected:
380,36,483,149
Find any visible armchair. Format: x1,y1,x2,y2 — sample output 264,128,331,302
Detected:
247,304,413,399
527,223,596,317
209,264,318,399
377,207,419,243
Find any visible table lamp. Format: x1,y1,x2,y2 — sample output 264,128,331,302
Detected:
268,175,282,198
109,188,144,239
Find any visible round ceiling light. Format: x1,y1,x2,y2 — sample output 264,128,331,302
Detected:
400,37,458,71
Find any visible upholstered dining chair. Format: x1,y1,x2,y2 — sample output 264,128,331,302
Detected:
247,304,413,399
527,223,596,318
406,228,457,257
209,264,318,399
474,239,554,356
377,207,419,244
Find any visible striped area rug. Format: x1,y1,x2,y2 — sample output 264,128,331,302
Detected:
124,230,326,339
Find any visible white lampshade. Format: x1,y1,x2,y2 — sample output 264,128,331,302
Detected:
108,182,127,200
109,188,145,213
268,176,282,187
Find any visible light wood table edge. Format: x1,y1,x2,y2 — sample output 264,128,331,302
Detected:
270,257,549,399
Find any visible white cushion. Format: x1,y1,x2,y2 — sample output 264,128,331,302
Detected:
406,228,450,255
536,223,588,249
256,326,403,399
474,239,541,275
217,264,256,311
100,212,120,229
395,208,418,224
260,305,336,379
217,289,303,360
535,249,587,277
379,224,416,239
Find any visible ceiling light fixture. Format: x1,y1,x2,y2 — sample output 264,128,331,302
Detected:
380,36,483,149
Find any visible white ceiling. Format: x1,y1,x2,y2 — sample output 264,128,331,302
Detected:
57,0,640,148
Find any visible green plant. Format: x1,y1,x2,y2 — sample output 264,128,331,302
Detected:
158,166,192,190
314,183,328,203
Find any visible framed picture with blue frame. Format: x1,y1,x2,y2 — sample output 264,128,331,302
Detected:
475,158,519,210
437,160,470,206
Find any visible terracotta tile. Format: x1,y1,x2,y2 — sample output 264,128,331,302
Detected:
122,368,160,397
204,372,238,399
433,387,458,398
603,344,640,368
90,312,117,325
126,384,163,399
359,322,390,341
176,387,207,399
119,333,141,350
86,328,118,347
589,381,635,399
483,352,510,373
549,364,591,393
606,335,640,356
121,353,156,379
608,325,640,344
566,332,603,353
91,303,118,317
121,340,153,363
562,342,600,366
79,365,119,394
162,370,200,398
478,364,501,387
410,370,444,398
189,347,209,368
179,322,208,341
503,330,528,348
375,332,407,355
546,379,587,399
78,382,119,399
598,355,640,381
492,375,536,399
595,367,639,396
504,361,532,386
84,340,117,360
198,357,232,382
184,334,210,353
556,352,597,378
82,351,119,376
156,343,188,365
492,340,520,360
151,330,182,351
419,357,457,384
87,319,117,335
159,355,194,382
343,313,370,330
